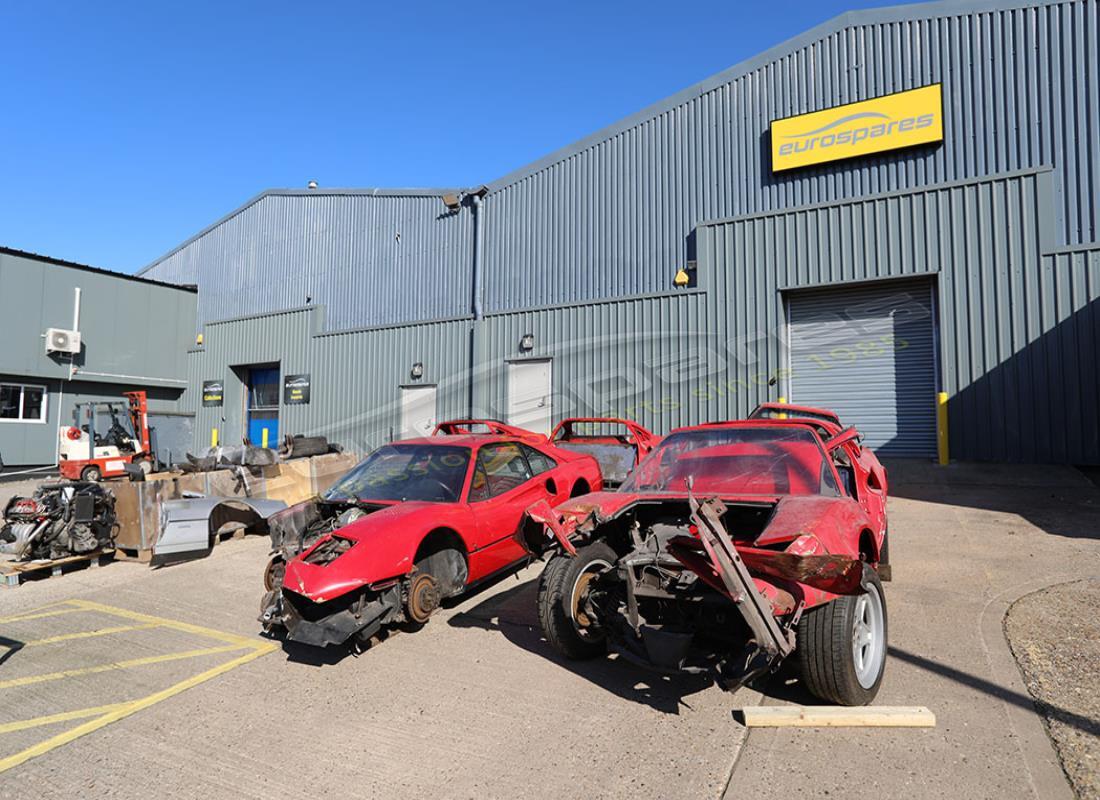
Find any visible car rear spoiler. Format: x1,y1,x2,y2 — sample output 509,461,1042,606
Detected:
432,419,546,442
749,402,841,427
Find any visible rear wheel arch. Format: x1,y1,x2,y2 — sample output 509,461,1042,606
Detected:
570,478,591,498
858,528,879,563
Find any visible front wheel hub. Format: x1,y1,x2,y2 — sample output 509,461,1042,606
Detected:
405,572,441,624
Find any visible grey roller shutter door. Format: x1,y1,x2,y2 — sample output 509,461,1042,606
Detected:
787,279,937,457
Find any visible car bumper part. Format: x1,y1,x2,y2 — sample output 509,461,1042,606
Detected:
262,585,402,648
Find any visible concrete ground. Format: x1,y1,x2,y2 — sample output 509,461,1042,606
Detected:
0,462,1096,799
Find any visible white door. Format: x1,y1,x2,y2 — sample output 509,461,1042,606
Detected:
399,385,438,439
506,359,552,435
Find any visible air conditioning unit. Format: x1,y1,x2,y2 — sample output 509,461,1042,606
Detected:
44,328,82,354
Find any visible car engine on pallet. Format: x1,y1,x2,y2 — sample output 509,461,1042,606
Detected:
0,481,118,561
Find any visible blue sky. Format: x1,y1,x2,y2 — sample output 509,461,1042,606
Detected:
0,0,897,273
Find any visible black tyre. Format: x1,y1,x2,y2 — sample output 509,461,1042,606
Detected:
537,541,616,660
81,465,102,482
796,569,887,705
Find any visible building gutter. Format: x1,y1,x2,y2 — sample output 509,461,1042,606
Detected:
467,189,488,419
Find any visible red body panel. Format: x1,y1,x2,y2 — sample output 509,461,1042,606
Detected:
283,435,602,604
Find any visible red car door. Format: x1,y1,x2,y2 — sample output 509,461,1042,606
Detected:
465,441,561,580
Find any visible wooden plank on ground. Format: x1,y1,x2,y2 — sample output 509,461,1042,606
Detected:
739,705,935,728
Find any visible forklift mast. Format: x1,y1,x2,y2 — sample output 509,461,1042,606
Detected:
123,391,150,453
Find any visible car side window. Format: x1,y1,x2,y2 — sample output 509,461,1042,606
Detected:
467,443,534,502
522,444,556,475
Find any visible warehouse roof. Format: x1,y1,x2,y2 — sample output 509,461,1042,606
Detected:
1,245,197,292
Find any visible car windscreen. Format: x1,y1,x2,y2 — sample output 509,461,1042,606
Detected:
323,444,471,503
620,426,838,496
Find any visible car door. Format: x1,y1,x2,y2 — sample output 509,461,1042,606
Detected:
465,441,557,580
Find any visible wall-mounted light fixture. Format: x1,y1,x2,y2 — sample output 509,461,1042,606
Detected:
410,362,424,379
519,333,535,352
674,259,698,288
441,192,461,210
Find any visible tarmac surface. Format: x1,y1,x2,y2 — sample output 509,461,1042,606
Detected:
0,461,1097,799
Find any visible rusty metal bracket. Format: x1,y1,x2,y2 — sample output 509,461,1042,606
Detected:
689,494,795,660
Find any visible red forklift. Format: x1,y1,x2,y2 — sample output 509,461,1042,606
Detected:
58,391,156,481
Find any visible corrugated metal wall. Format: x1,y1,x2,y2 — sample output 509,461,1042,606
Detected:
145,192,474,330
482,0,1099,310
697,168,1100,462
186,308,472,455
181,167,1100,464
0,250,195,388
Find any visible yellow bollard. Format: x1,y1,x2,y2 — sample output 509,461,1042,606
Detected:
936,392,949,465
211,427,219,447
261,428,269,449
777,396,788,419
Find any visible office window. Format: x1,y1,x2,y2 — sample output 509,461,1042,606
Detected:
0,383,48,422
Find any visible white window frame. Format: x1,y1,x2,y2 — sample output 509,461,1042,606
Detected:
0,382,49,424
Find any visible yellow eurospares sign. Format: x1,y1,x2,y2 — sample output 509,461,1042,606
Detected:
771,84,943,172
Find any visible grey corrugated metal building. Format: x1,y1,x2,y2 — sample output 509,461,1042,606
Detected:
0,247,197,467
142,0,1099,464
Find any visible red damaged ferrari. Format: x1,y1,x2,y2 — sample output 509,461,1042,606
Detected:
522,404,891,705
259,425,602,647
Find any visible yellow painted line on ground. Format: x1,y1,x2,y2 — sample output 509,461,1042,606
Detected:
62,599,258,648
24,622,161,647
0,703,132,735
0,641,276,774
0,606,88,625
0,644,246,690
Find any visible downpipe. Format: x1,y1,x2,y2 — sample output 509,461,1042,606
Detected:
468,191,485,418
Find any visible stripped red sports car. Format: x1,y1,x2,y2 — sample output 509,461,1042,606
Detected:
522,404,891,705
259,425,602,648
549,417,658,488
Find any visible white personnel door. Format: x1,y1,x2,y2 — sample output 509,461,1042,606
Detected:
399,385,438,439
506,359,552,435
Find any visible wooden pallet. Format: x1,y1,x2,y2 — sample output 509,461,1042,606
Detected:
0,549,115,587
113,546,153,563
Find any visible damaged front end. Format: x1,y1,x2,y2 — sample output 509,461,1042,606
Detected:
258,497,437,648
527,493,869,691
